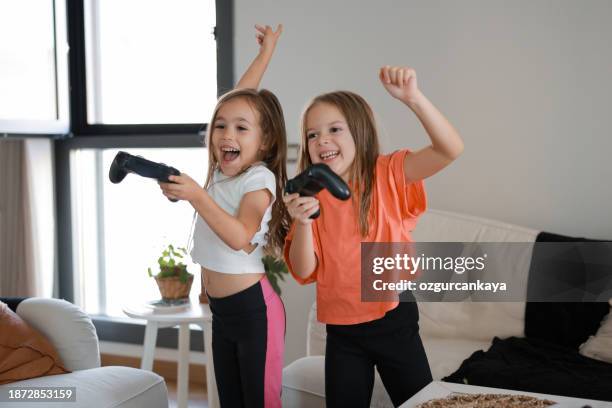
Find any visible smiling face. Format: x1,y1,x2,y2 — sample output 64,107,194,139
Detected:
305,102,356,182
210,97,265,176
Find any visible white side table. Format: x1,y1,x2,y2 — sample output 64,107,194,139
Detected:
123,302,219,408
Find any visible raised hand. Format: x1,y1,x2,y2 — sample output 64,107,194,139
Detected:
255,24,283,56
379,66,421,105
235,24,283,89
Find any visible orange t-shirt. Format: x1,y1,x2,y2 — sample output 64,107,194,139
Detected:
283,149,427,325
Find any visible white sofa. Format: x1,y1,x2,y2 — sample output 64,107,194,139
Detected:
282,209,539,407
0,298,168,408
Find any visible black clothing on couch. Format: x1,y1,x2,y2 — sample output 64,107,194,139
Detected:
0,297,27,313
443,336,612,401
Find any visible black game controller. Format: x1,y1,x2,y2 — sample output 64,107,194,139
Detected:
109,151,181,202
285,163,351,219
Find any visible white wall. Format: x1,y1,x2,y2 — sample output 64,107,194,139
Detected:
234,0,612,365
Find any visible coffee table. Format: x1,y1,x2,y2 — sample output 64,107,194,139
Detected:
400,381,611,407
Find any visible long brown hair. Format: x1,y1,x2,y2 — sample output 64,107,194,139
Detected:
204,88,290,257
298,91,380,236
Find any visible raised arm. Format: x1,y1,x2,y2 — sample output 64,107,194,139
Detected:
379,66,464,183
235,24,283,90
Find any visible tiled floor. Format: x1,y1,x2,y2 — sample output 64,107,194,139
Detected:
166,380,208,408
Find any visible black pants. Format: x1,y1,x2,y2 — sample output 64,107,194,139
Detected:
209,277,285,408
325,300,432,407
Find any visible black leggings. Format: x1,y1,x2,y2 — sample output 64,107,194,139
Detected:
208,277,285,408
325,300,432,408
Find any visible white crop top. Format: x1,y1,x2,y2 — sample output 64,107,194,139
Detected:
190,163,276,274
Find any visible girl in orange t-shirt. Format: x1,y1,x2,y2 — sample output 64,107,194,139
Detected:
283,66,464,407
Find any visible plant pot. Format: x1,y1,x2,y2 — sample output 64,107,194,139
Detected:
155,275,194,300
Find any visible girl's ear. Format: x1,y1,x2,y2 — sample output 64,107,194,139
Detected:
258,141,269,161
259,137,268,151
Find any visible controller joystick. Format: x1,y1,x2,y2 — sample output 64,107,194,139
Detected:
109,151,181,202
285,163,351,219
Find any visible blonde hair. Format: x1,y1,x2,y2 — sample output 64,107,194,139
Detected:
298,91,380,236
205,88,290,257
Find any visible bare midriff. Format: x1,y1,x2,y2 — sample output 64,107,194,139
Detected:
201,267,264,299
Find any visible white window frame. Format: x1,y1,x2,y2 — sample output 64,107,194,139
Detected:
0,0,70,136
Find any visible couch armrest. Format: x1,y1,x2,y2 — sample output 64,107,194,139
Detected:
307,302,326,356
16,298,101,371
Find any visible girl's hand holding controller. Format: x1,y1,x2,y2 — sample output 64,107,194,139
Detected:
283,193,319,225
379,65,423,106
158,174,203,203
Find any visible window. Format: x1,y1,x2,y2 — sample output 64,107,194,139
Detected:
83,0,217,125
55,0,233,330
71,147,208,317
0,0,69,135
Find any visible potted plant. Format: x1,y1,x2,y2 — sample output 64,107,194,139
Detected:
148,244,194,301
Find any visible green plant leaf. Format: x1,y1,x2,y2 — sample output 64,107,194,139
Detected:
158,270,174,279
267,273,281,295
152,244,192,286
262,255,288,295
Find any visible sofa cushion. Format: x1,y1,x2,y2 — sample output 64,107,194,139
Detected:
412,209,539,244
0,301,69,384
0,366,167,408
16,298,100,371
421,337,493,380
283,356,325,405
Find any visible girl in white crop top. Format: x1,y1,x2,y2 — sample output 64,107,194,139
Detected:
158,24,290,407
190,163,277,274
